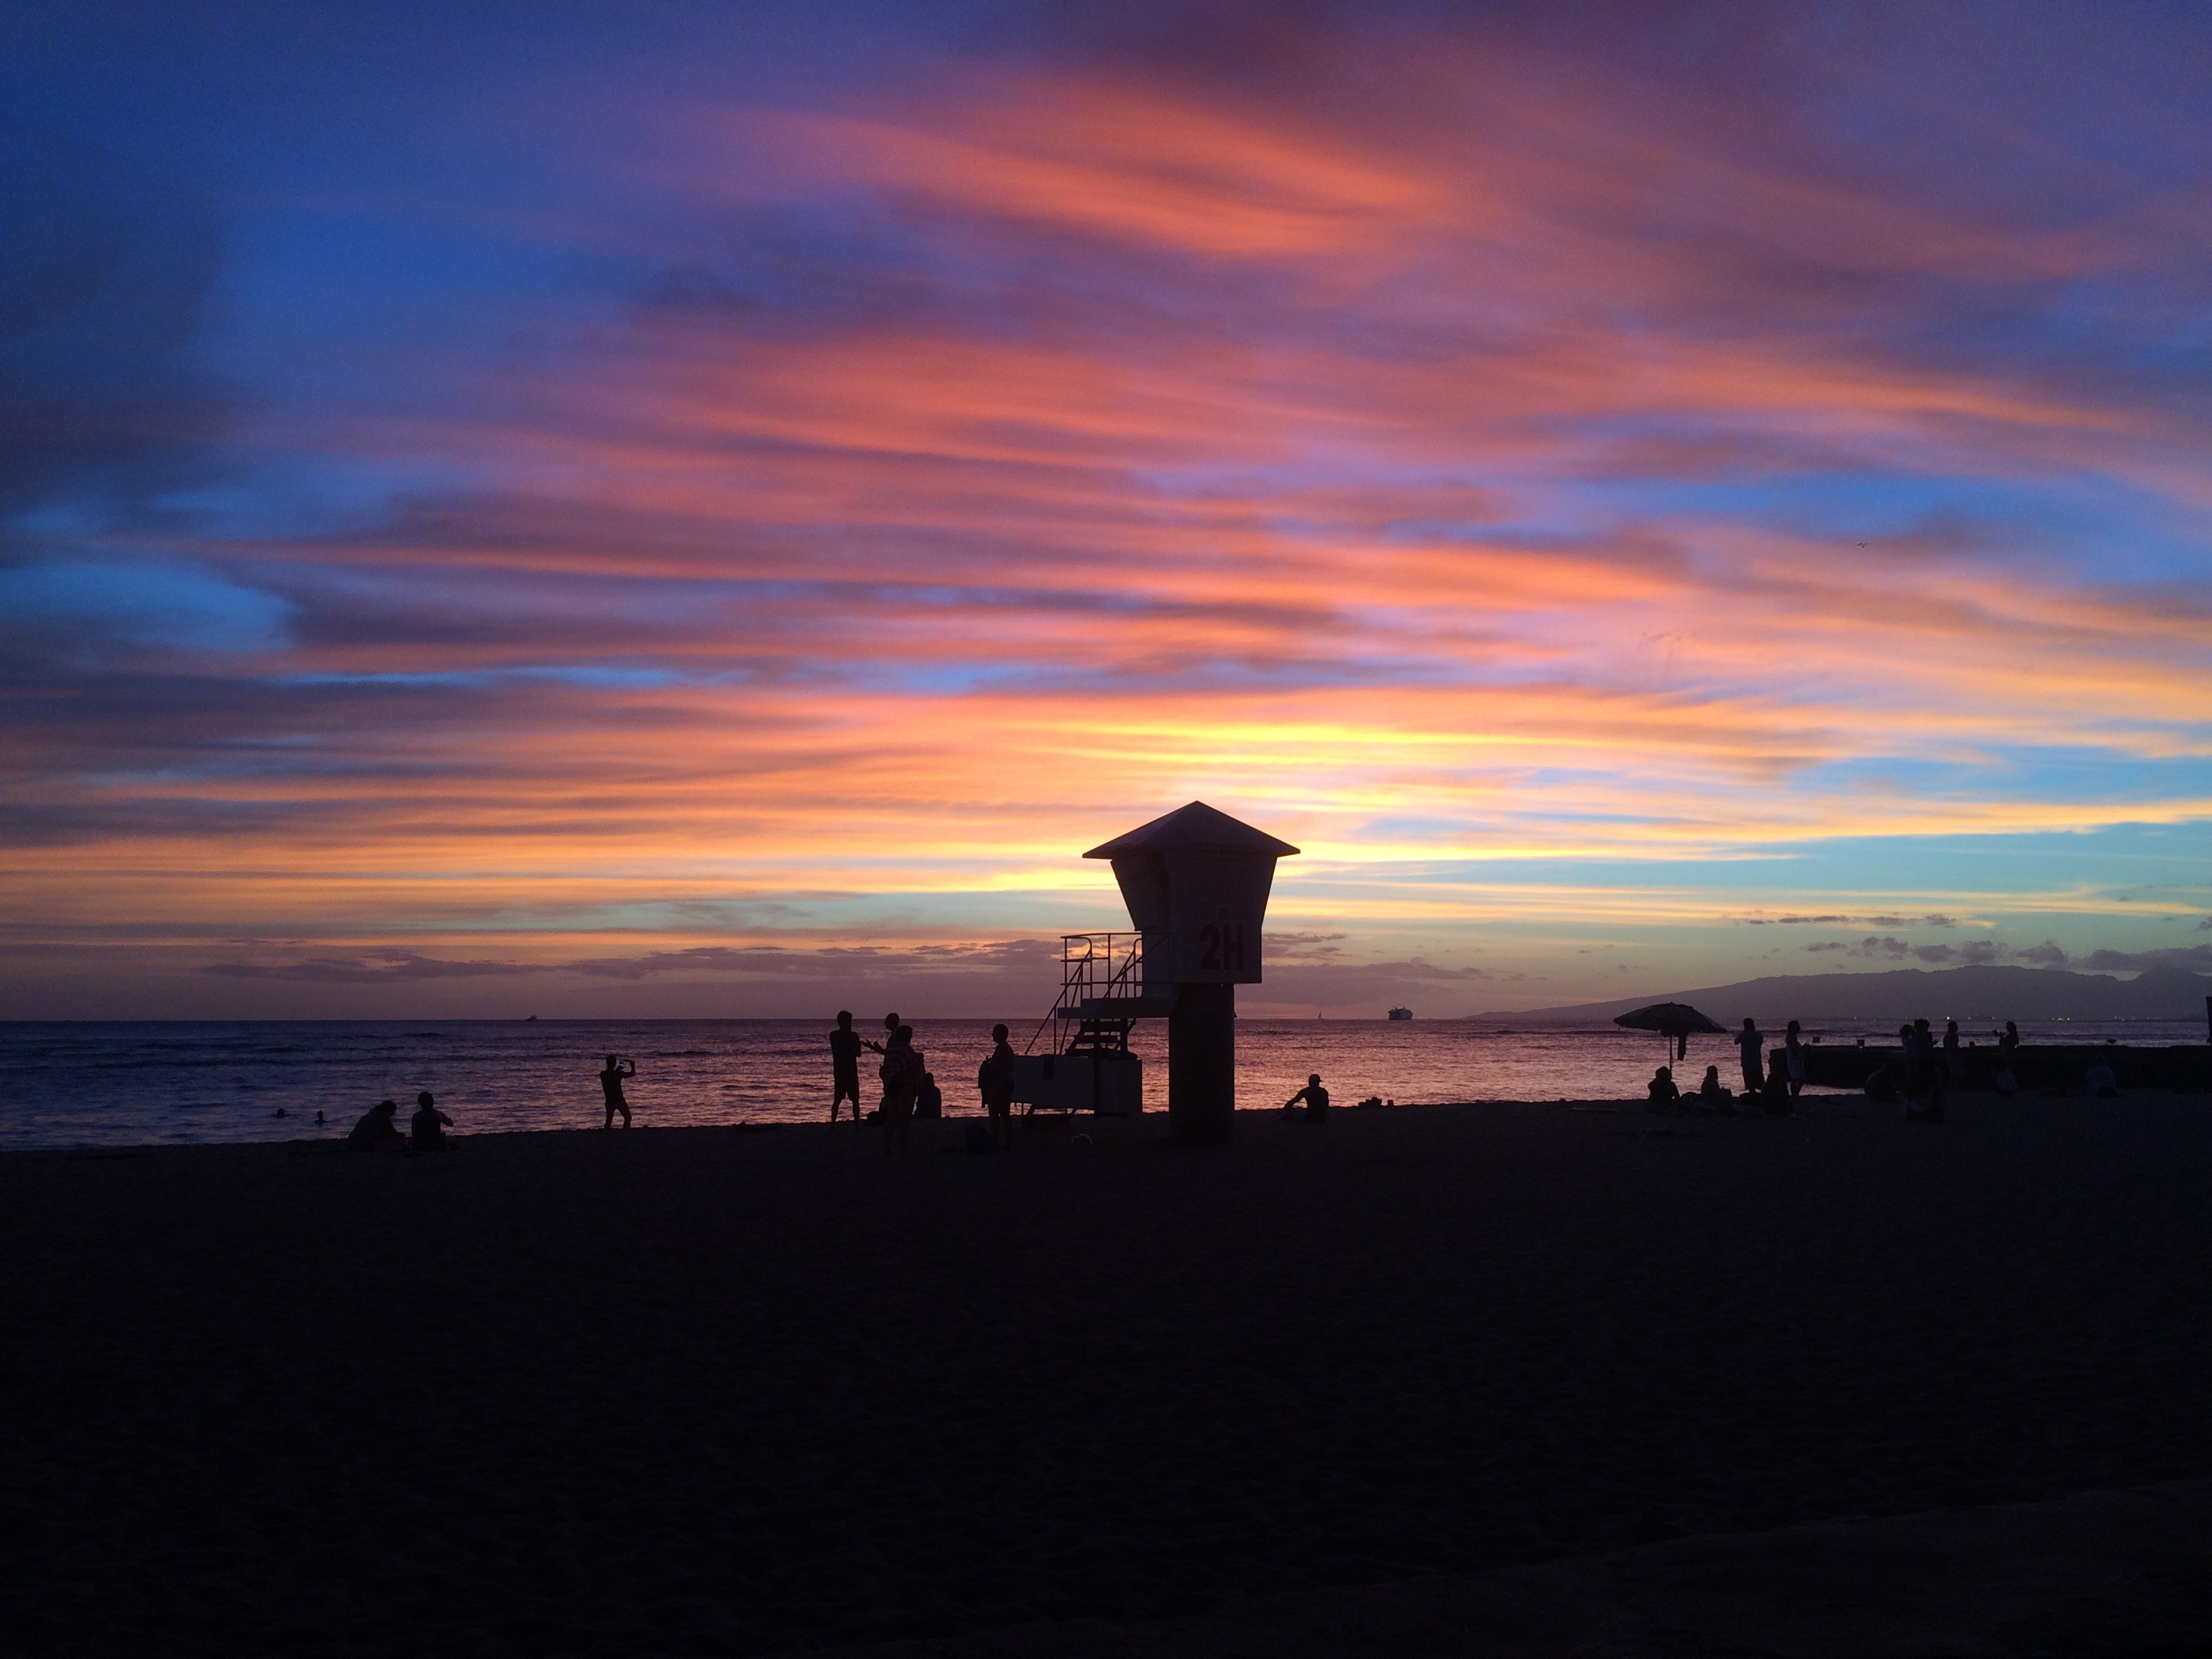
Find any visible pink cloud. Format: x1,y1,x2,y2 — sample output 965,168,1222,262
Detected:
7,12,2211,1009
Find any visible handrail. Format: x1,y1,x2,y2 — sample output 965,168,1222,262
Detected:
1024,932,1147,1054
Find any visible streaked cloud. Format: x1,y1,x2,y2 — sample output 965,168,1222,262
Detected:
2,3,2209,1015
205,951,550,983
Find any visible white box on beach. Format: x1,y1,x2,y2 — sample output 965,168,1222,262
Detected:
1010,1050,1144,1115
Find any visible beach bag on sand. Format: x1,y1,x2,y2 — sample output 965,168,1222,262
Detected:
1994,1068,2019,1098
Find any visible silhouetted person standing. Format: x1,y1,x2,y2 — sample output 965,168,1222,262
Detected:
857,1010,899,1072
1283,1073,1330,1122
1896,1023,1922,1107
979,1022,1017,1149
1893,1021,1929,1110
1783,1019,1807,1100
830,1010,864,1123
1915,1018,1946,1115
1736,1018,1764,1096
411,1090,453,1150
880,1024,921,1155
599,1053,635,1128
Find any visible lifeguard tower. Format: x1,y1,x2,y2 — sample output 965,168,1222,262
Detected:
1010,802,1299,1144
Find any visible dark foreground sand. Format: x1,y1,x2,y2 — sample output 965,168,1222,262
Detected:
5,1094,2211,1657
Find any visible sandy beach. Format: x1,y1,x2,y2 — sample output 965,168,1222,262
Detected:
6,1093,2211,1656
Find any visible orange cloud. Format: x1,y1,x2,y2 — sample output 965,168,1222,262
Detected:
7,20,2210,1011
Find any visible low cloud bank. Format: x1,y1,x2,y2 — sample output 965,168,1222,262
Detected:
204,940,1060,986
205,951,550,983
1801,937,2212,973
1753,914,1957,928
195,937,1502,1013
197,933,2212,1003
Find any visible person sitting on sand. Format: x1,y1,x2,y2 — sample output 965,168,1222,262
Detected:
411,1090,453,1151
1283,1073,1330,1122
599,1053,636,1129
1760,1064,1793,1115
1697,1065,1732,1112
348,1099,408,1153
1646,1065,1681,1111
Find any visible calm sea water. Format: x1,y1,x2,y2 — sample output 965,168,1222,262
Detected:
5,1015,2204,1151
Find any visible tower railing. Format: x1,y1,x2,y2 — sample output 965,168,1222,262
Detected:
1025,932,1146,1054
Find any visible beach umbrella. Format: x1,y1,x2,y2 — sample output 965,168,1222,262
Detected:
1614,1002,1727,1062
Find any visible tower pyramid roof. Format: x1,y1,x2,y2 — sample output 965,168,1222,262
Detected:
1083,801,1300,859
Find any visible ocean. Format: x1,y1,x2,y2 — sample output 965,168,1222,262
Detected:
4,1015,2203,1151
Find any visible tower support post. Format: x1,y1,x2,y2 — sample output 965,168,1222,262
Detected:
1168,981,1235,1144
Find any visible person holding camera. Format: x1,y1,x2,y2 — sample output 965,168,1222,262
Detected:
598,1052,636,1128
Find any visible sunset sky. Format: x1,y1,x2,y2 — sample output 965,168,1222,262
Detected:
4,2,2209,1019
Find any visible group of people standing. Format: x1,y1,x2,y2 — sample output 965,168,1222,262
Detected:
830,1011,1018,1153
342,1024,1029,1155
1645,1015,2030,1120
1879,1017,2022,1118
1887,1018,1956,1120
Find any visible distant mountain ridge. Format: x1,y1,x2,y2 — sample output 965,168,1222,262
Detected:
1481,964,2212,1025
